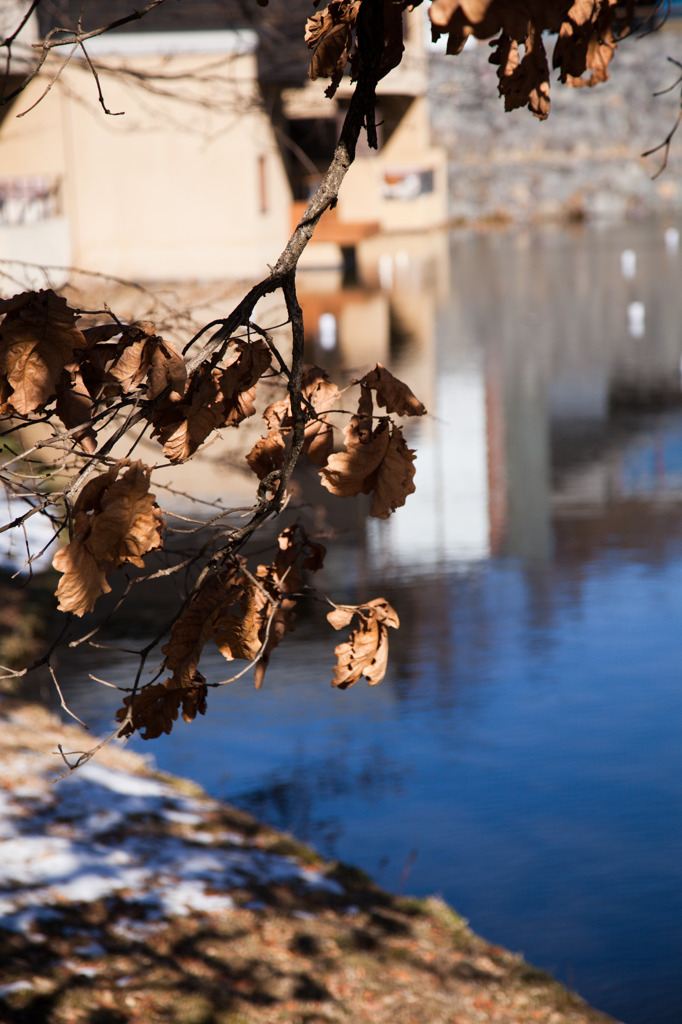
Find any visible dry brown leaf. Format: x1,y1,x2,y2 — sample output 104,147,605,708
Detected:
0,290,87,414
55,365,97,453
369,426,417,518
106,323,186,402
106,326,152,393
354,363,426,417
213,575,265,664
116,674,208,741
246,430,286,481
147,337,187,401
163,569,253,684
306,0,360,97
165,529,325,695
153,341,269,462
302,367,340,466
152,368,225,463
491,27,550,120
52,460,164,616
81,322,123,347
327,597,400,688
264,366,339,467
218,339,271,427
252,597,296,690
53,535,111,618
249,524,326,689
319,418,416,518
319,416,390,497
273,522,326,591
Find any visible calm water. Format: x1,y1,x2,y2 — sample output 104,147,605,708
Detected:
50,218,682,1024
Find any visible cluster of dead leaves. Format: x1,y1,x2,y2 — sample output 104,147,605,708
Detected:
304,0,633,119
1,292,422,740
0,291,188,453
429,0,632,118
52,459,164,616
247,362,425,519
305,0,409,97
116,524,325,739
115,521,400,740
152,338,271,463
0,290,272,462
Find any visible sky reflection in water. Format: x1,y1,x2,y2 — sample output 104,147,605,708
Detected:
58,219,682,1024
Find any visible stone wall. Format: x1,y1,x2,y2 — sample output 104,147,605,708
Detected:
428,21,682,223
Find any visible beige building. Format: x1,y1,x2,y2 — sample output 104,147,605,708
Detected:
0,3,448,287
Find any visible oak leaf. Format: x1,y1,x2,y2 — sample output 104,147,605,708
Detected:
52,460,164,616
306,0,360,97
106,323,186,401
327,598,400,688
354,363,426,417
0,290,87,414
52,534,110,619
116,674,208,741
218,339,271,426
163,568,249,686
246,430,286,481
81,322,123,347
213,575,265,664
251,524,326,688
152,367,226,462
153,341,270,462
147,337,187,401
319,418,416,519
106,323,155,393
55,365,97,453
263,366,339,468
490,27,550,119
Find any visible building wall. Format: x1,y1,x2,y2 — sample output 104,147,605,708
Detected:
340,95,448,232
0,37,293,282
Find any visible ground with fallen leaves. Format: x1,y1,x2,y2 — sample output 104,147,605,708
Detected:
0,696,622,1024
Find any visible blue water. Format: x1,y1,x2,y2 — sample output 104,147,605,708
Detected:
53,220,682,1024
57,535,682,1024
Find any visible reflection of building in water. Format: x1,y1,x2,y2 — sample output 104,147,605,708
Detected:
361,218,682,578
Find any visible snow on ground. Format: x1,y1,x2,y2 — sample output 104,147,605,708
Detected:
0,754,344,943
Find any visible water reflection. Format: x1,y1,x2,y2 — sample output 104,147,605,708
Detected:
55,217,682,1024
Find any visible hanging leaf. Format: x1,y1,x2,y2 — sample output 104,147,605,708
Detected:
152,367,227,463
0,290,87,414
490,26,550,119
55,365,97,453
163,568,251,686
246,429,287,481
263,365,340,467
217,339,272,426
52,460,164,616
319,417,416,518
153,340,270,463
116,673,208,741
306,0,361,97
353,363,427,418
327,597,400,688
147,337,187,401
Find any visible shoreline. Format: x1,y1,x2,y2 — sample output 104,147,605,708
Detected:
0,695,622,1024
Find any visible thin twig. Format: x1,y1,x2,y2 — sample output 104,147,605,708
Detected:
49,664,89,729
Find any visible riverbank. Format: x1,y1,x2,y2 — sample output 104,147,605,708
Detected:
0,696,622,1024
